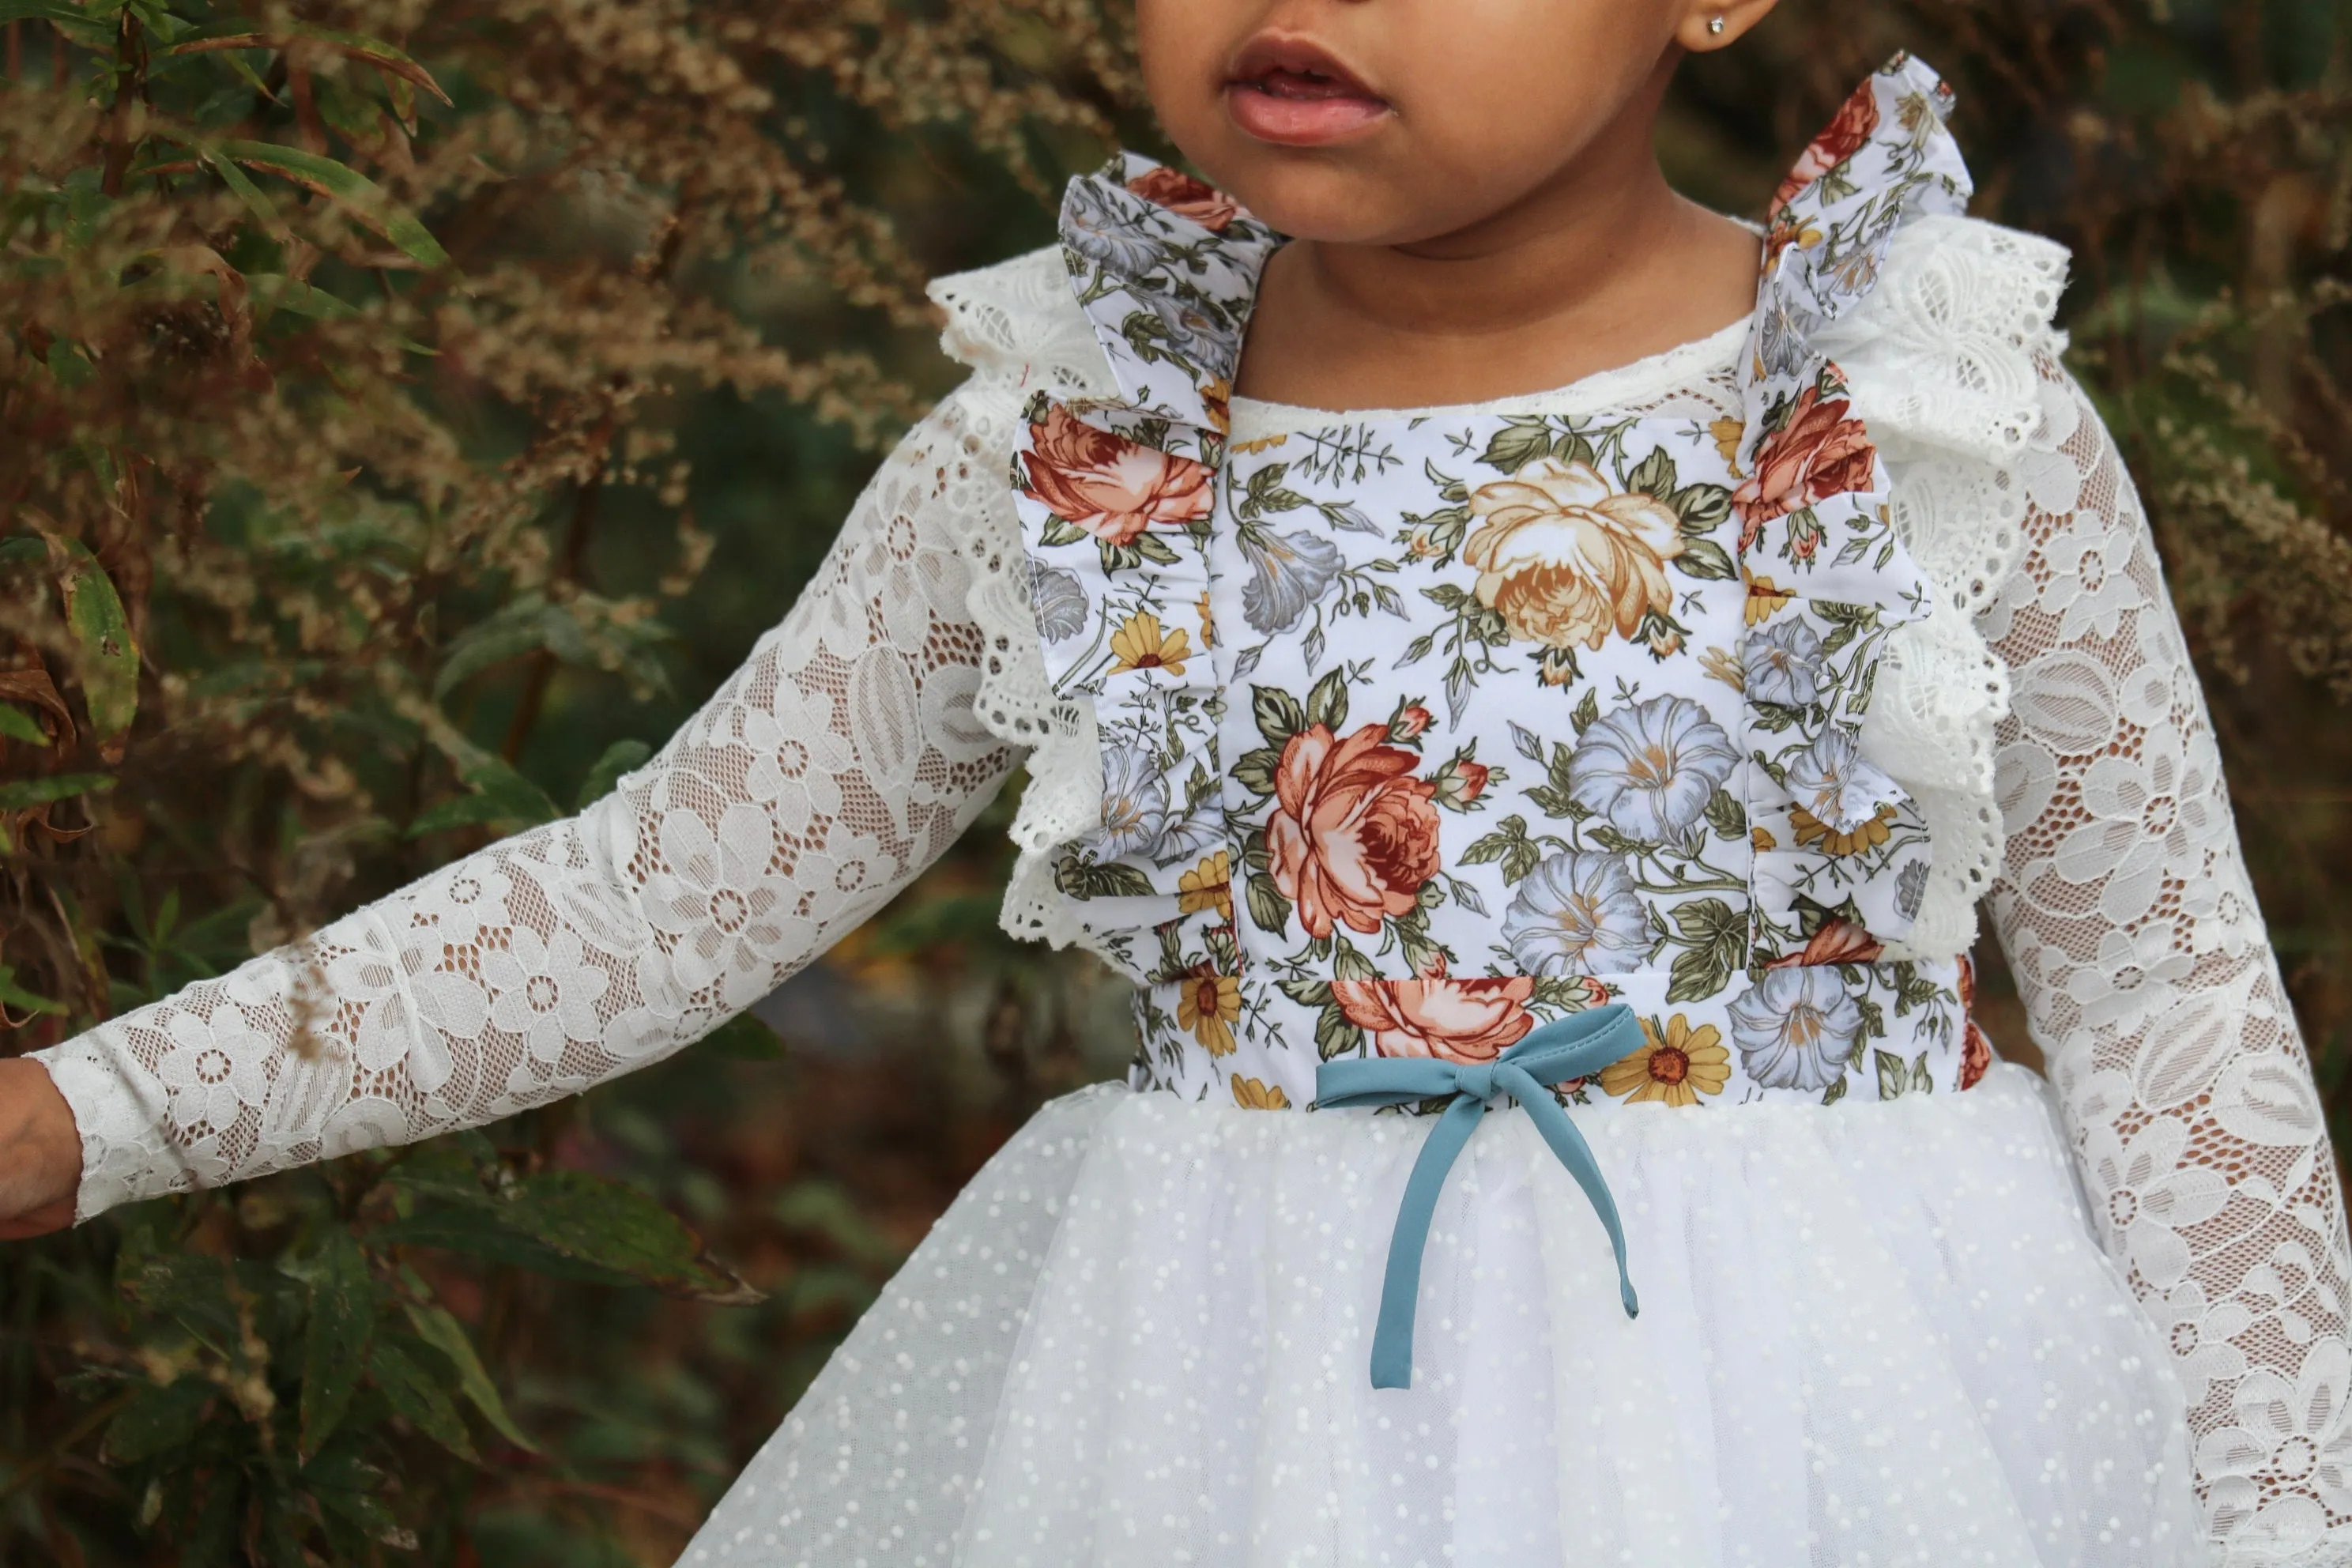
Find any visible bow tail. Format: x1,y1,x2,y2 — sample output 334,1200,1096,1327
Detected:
1368,1093,1487,1391
1505,1067,1641,1320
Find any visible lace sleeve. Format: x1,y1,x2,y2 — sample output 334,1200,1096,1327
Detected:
27,379,1026,1224
1984,363,2352,1562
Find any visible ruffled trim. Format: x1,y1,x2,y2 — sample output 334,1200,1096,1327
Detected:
928,246,1125,962
1733,52,1968,967
1824,213,2071,959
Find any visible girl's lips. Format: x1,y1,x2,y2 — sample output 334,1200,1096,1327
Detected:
1223,34,1392,146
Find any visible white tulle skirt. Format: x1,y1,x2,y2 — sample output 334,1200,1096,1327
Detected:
674,1063,2203,1567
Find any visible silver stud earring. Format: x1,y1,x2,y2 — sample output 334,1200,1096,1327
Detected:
1707,15,1726,33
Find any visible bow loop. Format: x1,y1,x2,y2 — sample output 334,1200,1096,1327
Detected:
1315,1004,1645,1389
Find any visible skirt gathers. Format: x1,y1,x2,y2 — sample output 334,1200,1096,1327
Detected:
675,1063,2203,1567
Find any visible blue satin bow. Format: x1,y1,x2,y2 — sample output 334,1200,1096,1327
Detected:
1314,1004,1645,1390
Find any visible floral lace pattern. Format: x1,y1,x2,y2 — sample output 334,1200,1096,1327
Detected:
29,385,1023,1219
1984,360,2352,1561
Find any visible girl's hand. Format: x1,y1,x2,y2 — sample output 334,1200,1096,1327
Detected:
0,1058,81,1239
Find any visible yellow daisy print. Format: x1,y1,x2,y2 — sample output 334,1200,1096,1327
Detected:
1178,850,1234,922
1230,1076,1290,1110
1791,801,1898,858
1110,610,1190,677
1197,588,1216,650
1709,415,1746,471
1599,1014,1732,1108
1743,569,1793,627
1178,971,1241,1057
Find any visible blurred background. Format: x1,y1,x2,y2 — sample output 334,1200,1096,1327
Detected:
2,0,2349,1561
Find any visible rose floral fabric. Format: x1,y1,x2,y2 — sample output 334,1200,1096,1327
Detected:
1011,59,1975,1117
25,48,2352,1565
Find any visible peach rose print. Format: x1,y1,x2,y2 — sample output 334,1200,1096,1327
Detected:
1021,403,1214,547
1770,80,1880,217
1266,722,1442,940
1125,166,1241,233
1332,960,1536,1064
1730,386,1879,548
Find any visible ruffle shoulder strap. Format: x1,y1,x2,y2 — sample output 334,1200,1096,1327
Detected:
1741,51,2071,961
925,244,1124,957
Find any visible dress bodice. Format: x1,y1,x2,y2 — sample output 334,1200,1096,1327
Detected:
1007,56,1992,1114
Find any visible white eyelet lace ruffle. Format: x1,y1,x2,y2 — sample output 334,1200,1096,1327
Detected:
1823,212,2074,960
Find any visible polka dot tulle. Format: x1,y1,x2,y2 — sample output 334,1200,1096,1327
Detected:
682,1069,2202,1566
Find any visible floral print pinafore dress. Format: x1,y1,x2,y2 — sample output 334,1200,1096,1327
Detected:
1012,55,1986,1127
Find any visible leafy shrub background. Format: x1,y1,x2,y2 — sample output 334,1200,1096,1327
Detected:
1,0,2346,1561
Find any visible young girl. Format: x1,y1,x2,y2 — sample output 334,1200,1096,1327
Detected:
4,2,2346,1562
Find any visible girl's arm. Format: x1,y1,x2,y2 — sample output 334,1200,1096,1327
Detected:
1985,363,2352,1550
19,375,1027,1225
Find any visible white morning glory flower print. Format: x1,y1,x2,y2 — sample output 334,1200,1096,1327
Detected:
1062,181,1171,276
1239,527,1342,635
1501,851,1651,975
1744,617,1826,707
1095,741,1170,858
1136,285,1238,365
1568,694,1740,840
1783,726,1905,833
1027,560,1089,643
1728,966,1864,1091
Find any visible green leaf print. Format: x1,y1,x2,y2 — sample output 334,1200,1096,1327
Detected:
1570,688,1602,737
1316,1003,1366,1061
1911,1052,1935,1093
1703,789,1747,840
1874,1048,1911,1100
1670,482,1734,534
1054,854,1157,900
1231,745,1283,798
1478,417,1557,474
1278,978,1336,1008
1664,898,1745,1004
1625,446,1678,499
1332,942,1379,982
1305,666,1351,733
1675,538,1739,582
1246,871,1292,934
1253,685,1307,748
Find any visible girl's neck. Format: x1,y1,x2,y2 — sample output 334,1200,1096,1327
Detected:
1233,112,1762,413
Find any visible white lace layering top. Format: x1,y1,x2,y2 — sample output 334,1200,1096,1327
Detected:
29,62,2352,1565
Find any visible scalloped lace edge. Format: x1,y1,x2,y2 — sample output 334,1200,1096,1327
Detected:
931,248,1125,963
1828,213,2071,960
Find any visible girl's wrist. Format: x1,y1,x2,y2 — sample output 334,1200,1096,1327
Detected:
0,1057,83,1238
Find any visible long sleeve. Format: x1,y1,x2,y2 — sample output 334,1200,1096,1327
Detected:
1983,361,2352,1558
28,375,1027,1224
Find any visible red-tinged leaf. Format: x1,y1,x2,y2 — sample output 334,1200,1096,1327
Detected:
164,22,453,105
0,663,72,741
211,140,448,267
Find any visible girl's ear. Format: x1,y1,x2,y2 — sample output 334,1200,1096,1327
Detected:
1674,0,1781,53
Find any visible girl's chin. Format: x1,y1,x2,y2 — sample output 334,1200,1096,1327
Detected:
1223,84,1393,146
